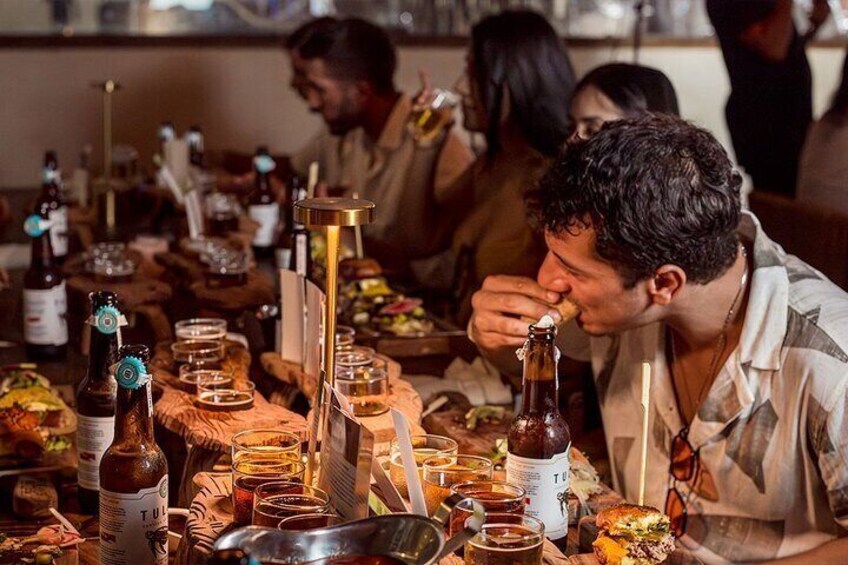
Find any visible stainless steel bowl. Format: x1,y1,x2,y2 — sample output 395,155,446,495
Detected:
213,514,445,564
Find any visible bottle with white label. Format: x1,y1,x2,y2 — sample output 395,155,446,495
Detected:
248,146,280,258
100,345,168,565
506,321,571,543
36,151,69,262
76,290,121,514
23,205,68,361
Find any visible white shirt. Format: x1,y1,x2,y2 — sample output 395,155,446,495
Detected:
561,212,848,562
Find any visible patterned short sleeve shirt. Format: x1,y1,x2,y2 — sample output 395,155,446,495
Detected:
560,212,848,562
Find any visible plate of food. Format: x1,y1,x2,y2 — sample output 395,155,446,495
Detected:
0,369,75,467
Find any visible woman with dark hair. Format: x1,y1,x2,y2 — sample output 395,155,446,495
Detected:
416,10,576,324
797,51,848,214
568,63,680,140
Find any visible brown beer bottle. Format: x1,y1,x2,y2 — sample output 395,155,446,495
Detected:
22,205,68,361
100,345,168,565
35,151,69,262
76,290,121,514
248,146,280,259
506,320,571,542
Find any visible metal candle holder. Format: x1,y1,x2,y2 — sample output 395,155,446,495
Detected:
90,80,121,235
294,197,375,484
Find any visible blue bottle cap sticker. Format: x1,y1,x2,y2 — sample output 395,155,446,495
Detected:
114,356,150,390
23,215,49,238
253,155,276,174
93,305,122,335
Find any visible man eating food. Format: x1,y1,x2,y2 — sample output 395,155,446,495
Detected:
469,114,848,563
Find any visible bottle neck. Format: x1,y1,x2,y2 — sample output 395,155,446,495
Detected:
520,336,559,413
86,327,119,383
114,384,155,443
255,171,272,193
30,230,55,269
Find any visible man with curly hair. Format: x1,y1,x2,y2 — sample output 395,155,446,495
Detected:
470,114,848,563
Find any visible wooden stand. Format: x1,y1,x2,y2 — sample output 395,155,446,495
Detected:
66,274,173,344
261,353,425,447
155,386,307,506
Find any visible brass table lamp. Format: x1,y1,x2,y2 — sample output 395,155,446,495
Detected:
294,197,375,484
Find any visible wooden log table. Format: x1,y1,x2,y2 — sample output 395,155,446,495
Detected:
261,353,425,448
152,338,307,507
155,386,307,507
179,472,571,565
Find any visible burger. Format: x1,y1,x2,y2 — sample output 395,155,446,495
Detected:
593,504,675,565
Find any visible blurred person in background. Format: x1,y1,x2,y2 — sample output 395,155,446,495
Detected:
797,49,848,214
568,62,680,140
707,0,829,197
285,17,473,279
414,10,576,325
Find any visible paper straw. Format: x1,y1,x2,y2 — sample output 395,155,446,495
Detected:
638,361,651,506
352,191,364,259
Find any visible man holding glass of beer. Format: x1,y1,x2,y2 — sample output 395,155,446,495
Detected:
469,114,848,563
285,17,472,278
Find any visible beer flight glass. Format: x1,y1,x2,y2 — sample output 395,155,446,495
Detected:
448,481,526,536
464,514,545,565
252,482,331,527
388,434,458,499
231,460,305,527
422,455,493,516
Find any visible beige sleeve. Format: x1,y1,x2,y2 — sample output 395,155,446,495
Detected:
433,131,474,205
290,131,324,177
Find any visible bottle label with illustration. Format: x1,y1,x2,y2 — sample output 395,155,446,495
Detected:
100,475,169,565
506,447,570,540
23,281,68,346
48,206,69,257
77,415,115,491
249,203,279,247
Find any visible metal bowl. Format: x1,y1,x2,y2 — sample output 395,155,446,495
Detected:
213,514,445,564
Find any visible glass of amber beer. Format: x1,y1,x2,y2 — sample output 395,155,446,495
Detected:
422,455,493,516
464,514,545,565
448,481,526,536
252,482,331,527
408,88,459,142
389,435,458,499
231,459,305,526
231,429,302,464
197,377,255,411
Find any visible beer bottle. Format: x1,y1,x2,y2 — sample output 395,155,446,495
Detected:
506,319,571,543
100,345,168,565
22,205,68,361
290,176,312,280
35,151,69,262
186,125,204,168
247,147,280,258
76,290,121,514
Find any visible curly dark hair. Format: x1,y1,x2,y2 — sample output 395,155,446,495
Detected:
532,114,742,287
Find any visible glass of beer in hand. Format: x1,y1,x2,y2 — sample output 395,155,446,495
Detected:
422,455,493,516
408,89,458,142
464,514,545,565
